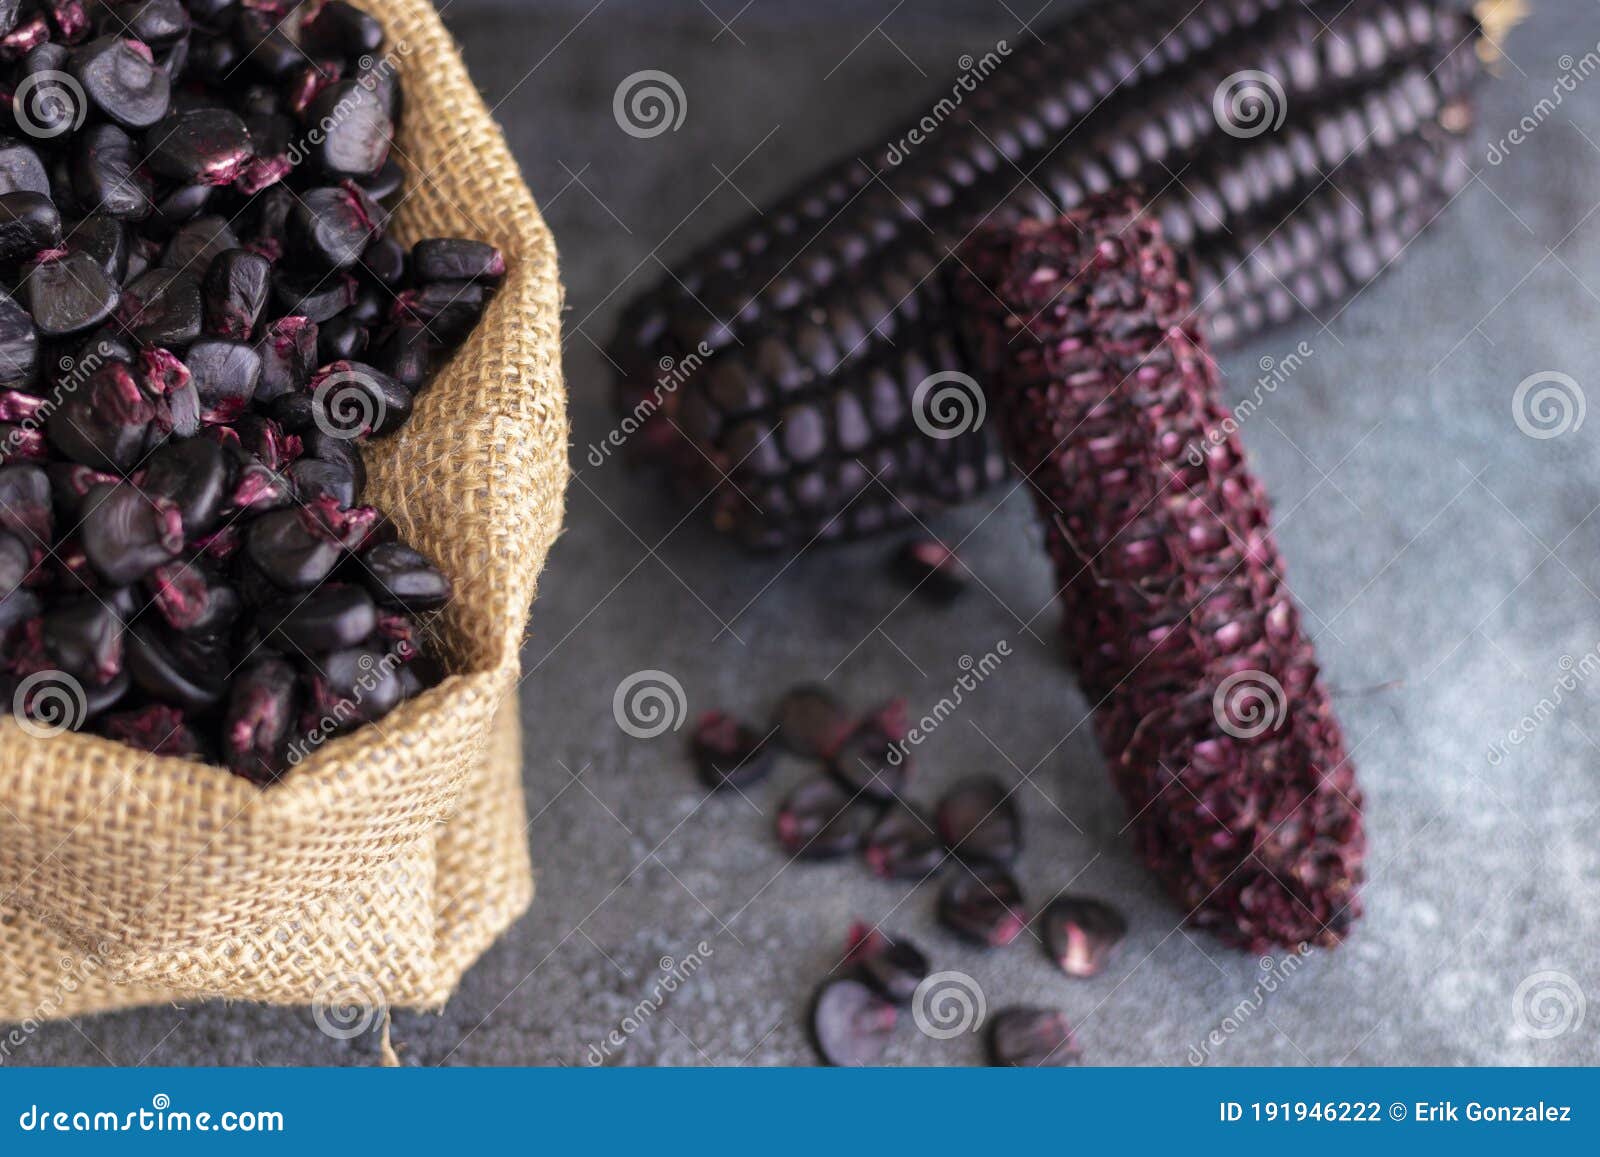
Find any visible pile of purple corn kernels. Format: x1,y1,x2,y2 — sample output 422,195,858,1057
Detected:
0,0,506,782
693,683,1130,1065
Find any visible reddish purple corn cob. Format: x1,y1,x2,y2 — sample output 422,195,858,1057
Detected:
612,0,1483,550
957,195,1362,950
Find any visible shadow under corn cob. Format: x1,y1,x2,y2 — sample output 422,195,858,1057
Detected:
612,0,1482,549
957,194,1361,951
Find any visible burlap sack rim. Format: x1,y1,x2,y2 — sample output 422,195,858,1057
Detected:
0,0,566,967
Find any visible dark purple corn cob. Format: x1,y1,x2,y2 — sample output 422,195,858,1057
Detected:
957,195,1363,951
612,0,1483,550
1198,128,1470,344
679,116,1471,549
623,0,1452,362
614,0,1293,356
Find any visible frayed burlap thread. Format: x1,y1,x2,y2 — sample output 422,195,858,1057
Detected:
0,0,563,1020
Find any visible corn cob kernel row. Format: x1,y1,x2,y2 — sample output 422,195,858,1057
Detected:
956,195,1362,950
1198,128,1469,345
1147,46,1477,250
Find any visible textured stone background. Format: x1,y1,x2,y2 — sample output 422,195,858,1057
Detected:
19,0,1600,1066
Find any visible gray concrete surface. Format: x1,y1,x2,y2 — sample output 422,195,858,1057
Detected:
16,0,1600,1066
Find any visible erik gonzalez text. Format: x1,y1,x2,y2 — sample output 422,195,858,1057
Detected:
1218,1101,1574,1124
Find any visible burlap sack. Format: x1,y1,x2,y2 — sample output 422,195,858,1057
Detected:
0,0,565,1021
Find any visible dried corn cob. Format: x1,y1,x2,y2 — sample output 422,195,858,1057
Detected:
617,0,1472,375
692,48,1472,419
662,88,1475,548
956,194,1362,950
614,1,1483,549
685,127,1465,549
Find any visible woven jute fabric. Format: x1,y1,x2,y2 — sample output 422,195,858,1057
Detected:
0,0,565,1019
